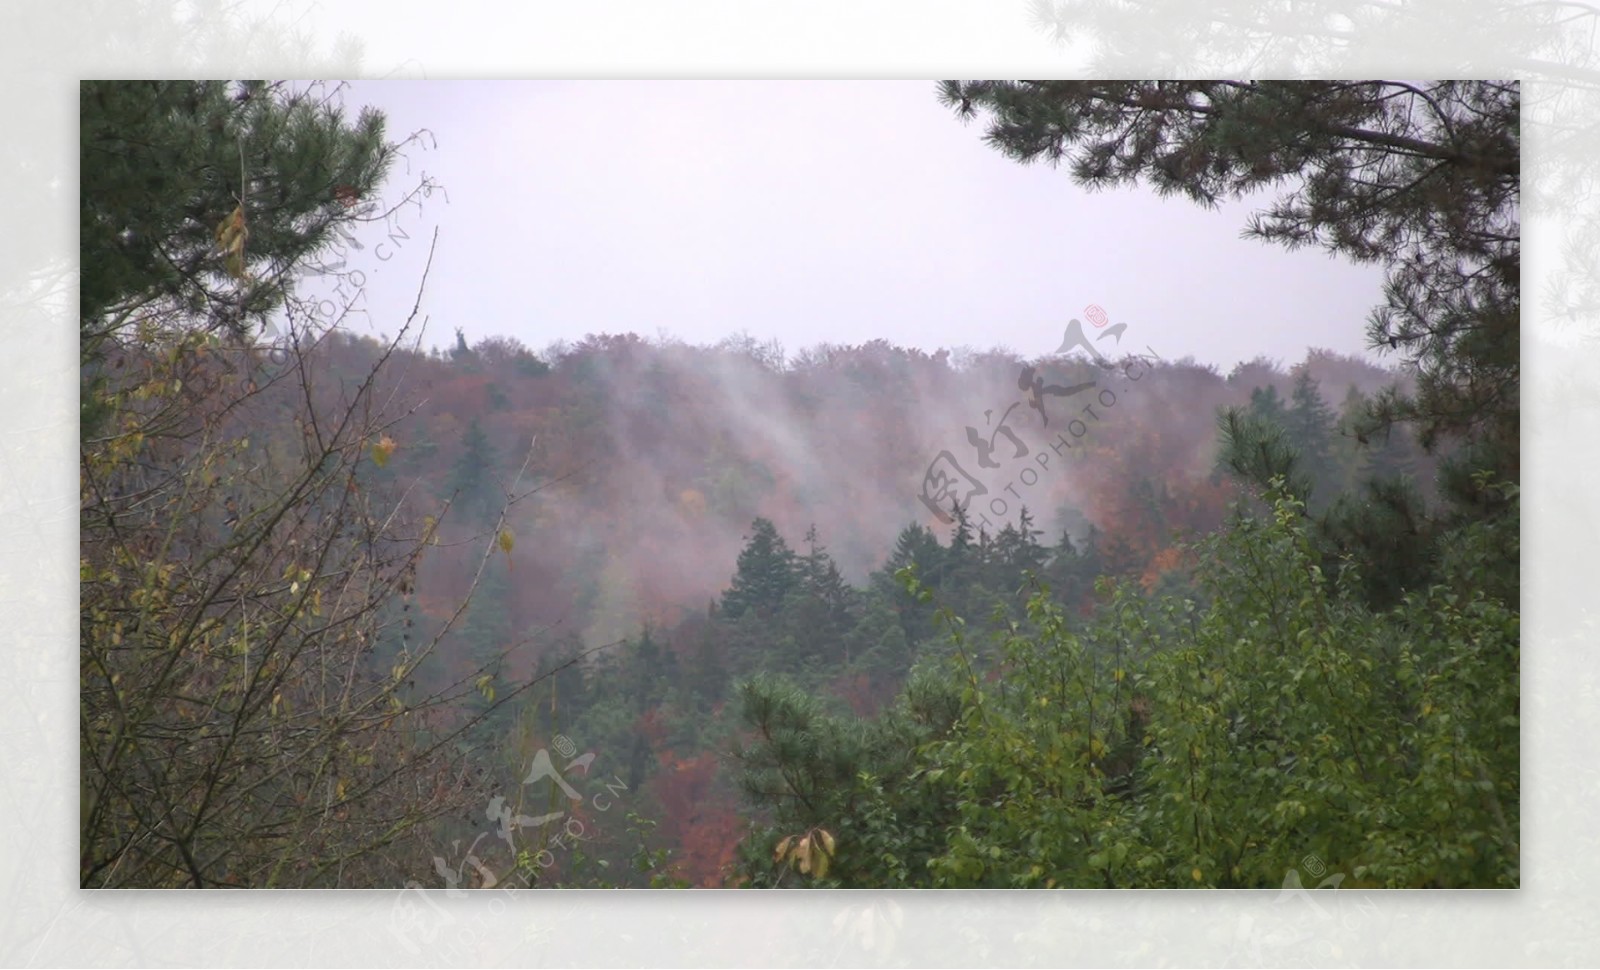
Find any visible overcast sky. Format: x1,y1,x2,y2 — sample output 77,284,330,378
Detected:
328,80,1390,370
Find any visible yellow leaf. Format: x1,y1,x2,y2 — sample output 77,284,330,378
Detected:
336,779,346,800
818,829,836,858
773,835,793,865
1192,867,1203,883
498,528,515,554
371,435,396,468
215,205,245,247
795,835,812,874
215,205,249,279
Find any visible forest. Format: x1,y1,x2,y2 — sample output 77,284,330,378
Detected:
79,80,1518,889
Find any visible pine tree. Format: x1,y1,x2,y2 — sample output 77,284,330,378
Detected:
80,81,392,352
1216,380,1320,507
1360,423,1418,484
80,81,396,438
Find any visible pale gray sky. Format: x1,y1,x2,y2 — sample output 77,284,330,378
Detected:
330,80,1390,370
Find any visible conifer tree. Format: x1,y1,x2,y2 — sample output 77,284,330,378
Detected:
795,525,857,655
720,518,799,621
1284,371,1337,499
878,523,946,647
450,417,501,525
81,80,392,355
883,523,945,588
80,81,402,439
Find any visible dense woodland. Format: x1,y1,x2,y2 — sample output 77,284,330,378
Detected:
80,80,1518,888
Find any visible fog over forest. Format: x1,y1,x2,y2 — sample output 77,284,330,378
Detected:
377,327,1418,654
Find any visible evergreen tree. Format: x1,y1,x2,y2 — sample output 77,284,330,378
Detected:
450,417,501,525
883,523,945,587
1044,522,1103,609
1331,384,1371,492
1360,422,1418,484
451,326,476,364
626,626,674,710
521,636,591,739
949,501,975,559
878,523,946,647
1216,384,1312,506
731,672,961,887
80,80,396,439
1284,370,1338,508
841,598,914,684
1248,384,1287,426
686,624,730,710
944,501,979,597
989,507,1048,591
720,518,799,621
455,565,520,740
792,525,858,661
80,80,393,348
